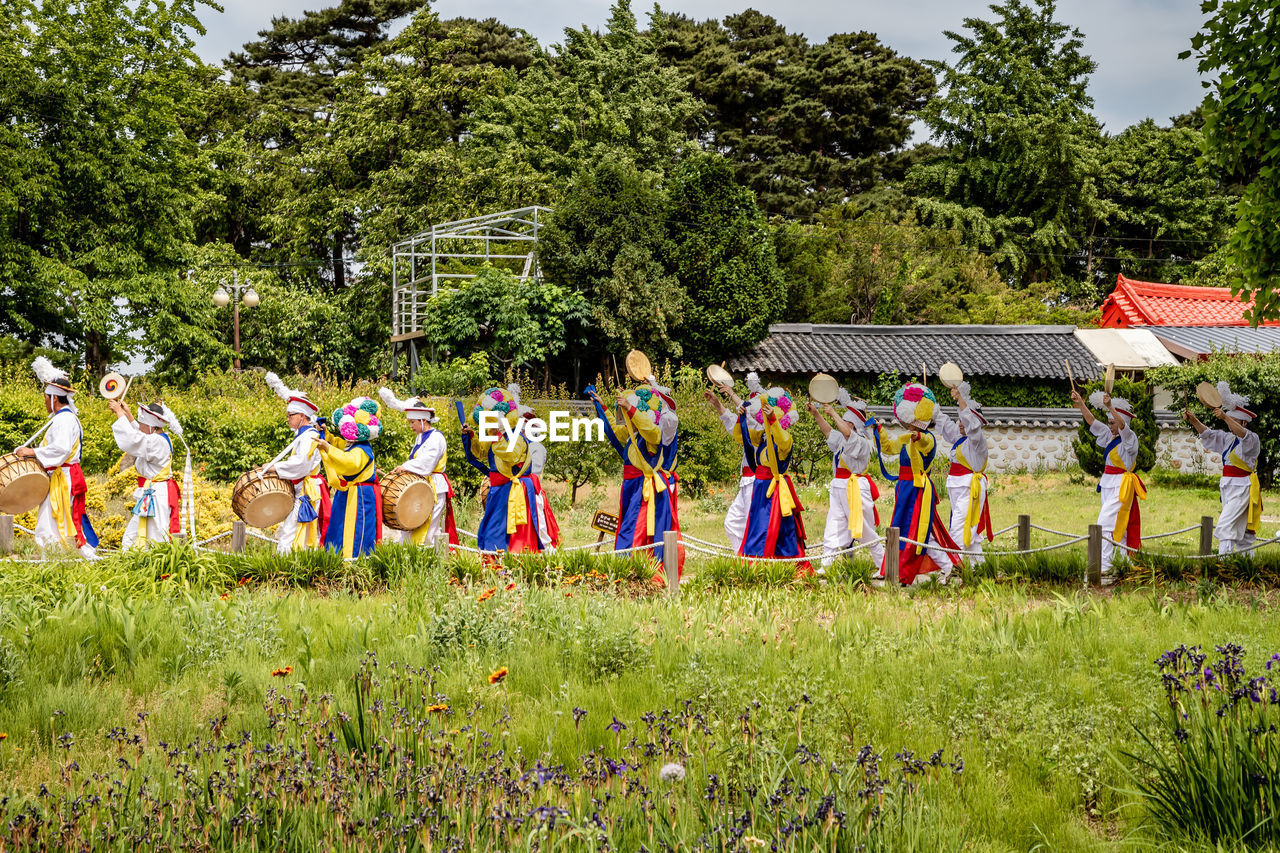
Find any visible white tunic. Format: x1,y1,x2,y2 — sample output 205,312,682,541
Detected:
721,411,753,549
935,408,988,471
1200,428,1261,470
273,426,323,484
33,408,85,550
111,417,173,548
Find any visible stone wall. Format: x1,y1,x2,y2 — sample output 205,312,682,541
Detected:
979,423,1220,474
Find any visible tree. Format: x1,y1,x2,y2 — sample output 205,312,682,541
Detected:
1184,0,1280,321
906,0,1106,290
421,267,591,377
657,11,934,217
539,154,685,361
468,0,701,187
664,152,785,364
1091,119,1234,287
0,0,213,372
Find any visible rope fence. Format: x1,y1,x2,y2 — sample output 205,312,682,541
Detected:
0,507,1274,594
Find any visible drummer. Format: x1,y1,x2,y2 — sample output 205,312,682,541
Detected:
379,388,458,547
704,371,764,551
264,372,330,554
110,399,182,549
16,357,98,559
934,380,994,566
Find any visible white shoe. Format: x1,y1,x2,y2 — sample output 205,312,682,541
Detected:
79,545,99,561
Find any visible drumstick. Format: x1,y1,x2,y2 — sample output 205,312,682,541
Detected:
922,361,927,385
1064,358,1075,392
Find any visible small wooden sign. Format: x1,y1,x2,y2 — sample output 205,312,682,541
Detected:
591,511,619,535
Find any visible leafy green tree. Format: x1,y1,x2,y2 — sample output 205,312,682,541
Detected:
906,0,1106,290
664,153,786,364
421,267,591,377
1071,377,1158,477
0,0,213,373
657,11,934,217
1092,119,1234,286
539,154,685,361
469,0,700,187
1183,0,1280,321
1148,353,1280,487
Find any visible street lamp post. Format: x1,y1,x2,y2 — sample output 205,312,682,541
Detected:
209,270,260,371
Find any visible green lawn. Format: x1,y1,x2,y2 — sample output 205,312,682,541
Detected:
1,473,1278,850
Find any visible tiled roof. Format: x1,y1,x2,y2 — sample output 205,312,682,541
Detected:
1150,325,1280,359
729,324,1100,380
1100,274,1280,327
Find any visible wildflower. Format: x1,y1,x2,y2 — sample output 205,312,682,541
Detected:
0,733,7,742
659,762,685,782
488,667,508,685
477,587,497,603
608,716,627,733
573,707,587,727
271,666,293,678
220,593,230,600
426,703,449,714
742,837,766,849
565,592,574,598
159,574,171,580
505,583,516,591
238,577,250,586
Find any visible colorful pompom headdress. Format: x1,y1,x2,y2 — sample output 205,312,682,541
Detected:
379,387,437,423
1088,390,1134,426
332,396,382,443
744,385,798,431
33,356,74,400
265,372,319,420
470,386,519,429
1217,381,1256,422
894,382,936,430
507,383,536,419
625,385,670,427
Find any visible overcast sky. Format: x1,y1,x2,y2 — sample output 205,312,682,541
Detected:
193,0,1208,135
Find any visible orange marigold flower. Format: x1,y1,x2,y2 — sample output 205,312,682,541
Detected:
426,703,449,713
477,587,497,603
505,582,516,591
488,667,508,685
159,574,171,580
220,593,230,600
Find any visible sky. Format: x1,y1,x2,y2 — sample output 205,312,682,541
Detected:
193,0,1209,135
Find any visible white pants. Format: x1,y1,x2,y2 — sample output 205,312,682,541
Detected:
121,484,171,550
398,475,451,546
275,481,316,555
34,472,97,559
822,477,884,568
724,476,753,551
1097,476,1123,574
946,474,985,565
1217,476,1257,554
534,490,554,549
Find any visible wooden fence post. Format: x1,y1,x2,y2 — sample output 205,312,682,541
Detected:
1017,514,1031,553
1086,524,1102,588
0,514,12,555
1199,516,1214,557
885,527,900,589
231,520,246,553
662,530,680,597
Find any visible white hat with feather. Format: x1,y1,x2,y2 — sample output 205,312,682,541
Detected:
137,402,183,434
1217,381,1256,422
1089,389,1135,426
265,372,319,420
378,387,437,423
836,387,869,425
33,356,74,399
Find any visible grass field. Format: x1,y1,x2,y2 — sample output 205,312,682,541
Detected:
2,471,1279,850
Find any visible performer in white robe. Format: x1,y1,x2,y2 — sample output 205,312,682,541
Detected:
264,372,329,555
704,371,764,551
1184,381,1262,555
17,358,98,558
934,382,993,566
1071,389,1145,581
808,388,885,572
380,388,458,547
111,400,181,549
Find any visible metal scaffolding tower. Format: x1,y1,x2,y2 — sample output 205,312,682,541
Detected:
390,206,551,378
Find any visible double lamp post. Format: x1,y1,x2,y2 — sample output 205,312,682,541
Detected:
205,270,260,371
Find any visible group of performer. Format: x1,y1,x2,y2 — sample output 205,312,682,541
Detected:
17,357,1265,585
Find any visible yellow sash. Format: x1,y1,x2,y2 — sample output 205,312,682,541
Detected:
902,435,934,545
1107,447,1147,541
955,445,988,548
45,435,80,545
1227,448,1263,534
763,431,795,519
291,475,323,550
335,452,376,560
622,412,667,532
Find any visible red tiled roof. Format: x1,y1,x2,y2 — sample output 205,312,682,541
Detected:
1100,274,1280,328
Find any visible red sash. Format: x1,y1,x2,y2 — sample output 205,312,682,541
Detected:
1224,466,1253,478
741,467,753,477
528,473,560,547
947,463,971,476
69,463,89,548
